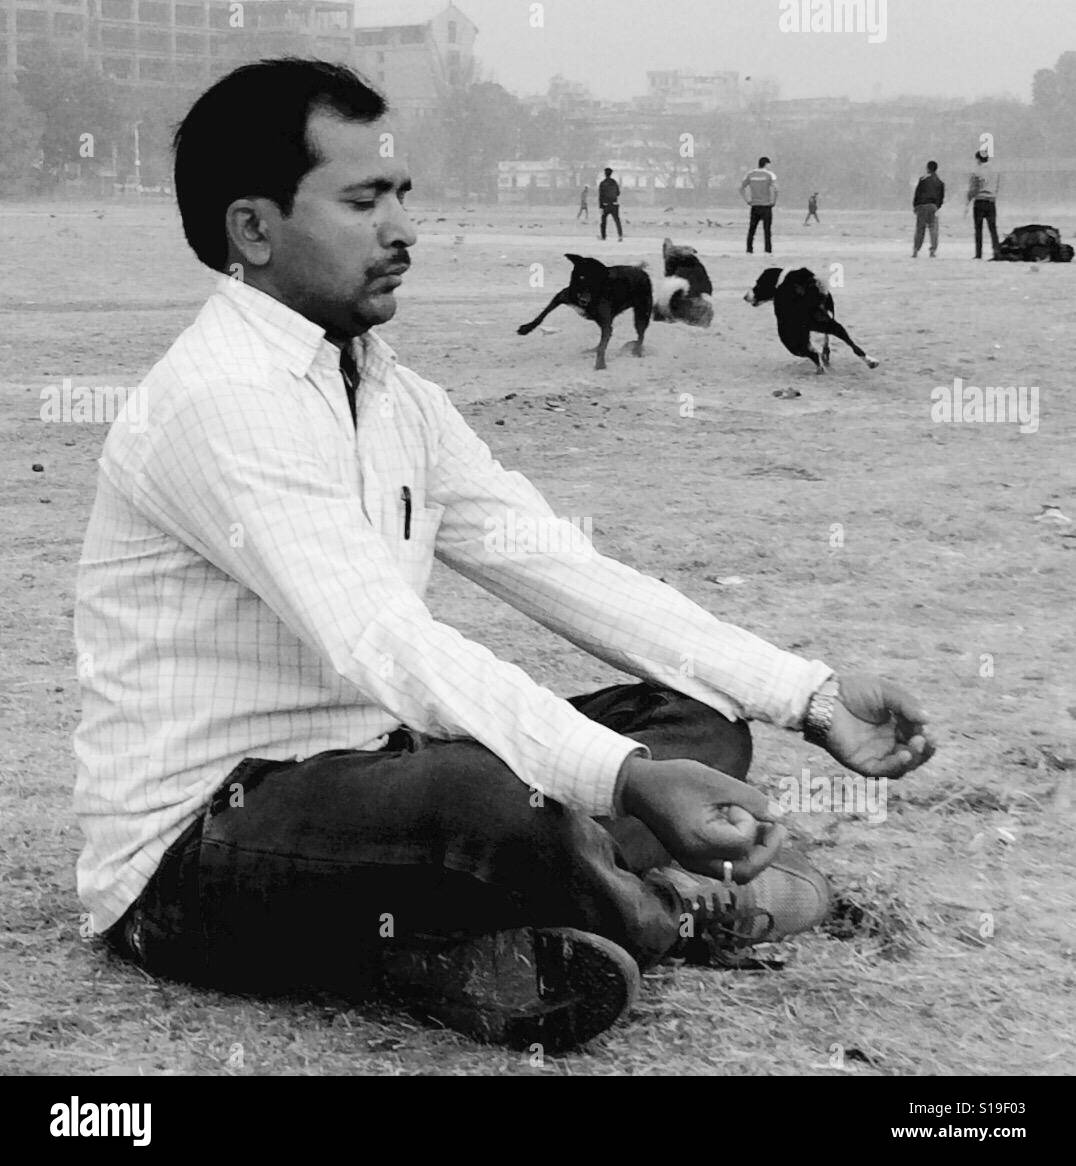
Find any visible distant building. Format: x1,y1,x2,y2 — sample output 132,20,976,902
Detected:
645,69,742,113
498,155,701,206
352,1,476,117
0,0,477,115
497,158,575,202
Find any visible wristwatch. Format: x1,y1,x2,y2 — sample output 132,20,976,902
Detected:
803,675,841,747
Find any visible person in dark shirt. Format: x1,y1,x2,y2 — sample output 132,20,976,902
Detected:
804,192,820,225
598,168,624,241
912,161,945,258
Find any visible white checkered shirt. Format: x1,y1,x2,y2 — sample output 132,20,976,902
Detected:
73,275,833,932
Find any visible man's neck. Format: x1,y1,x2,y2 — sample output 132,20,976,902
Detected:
228,268,371,350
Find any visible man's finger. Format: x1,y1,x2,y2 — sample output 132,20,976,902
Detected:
726,822,787,883
881,679,929,728
709,774,777,822
857,749,926,779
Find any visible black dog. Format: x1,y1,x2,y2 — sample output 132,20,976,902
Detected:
652,237,714,328
517,254,652,370
744,267,879,374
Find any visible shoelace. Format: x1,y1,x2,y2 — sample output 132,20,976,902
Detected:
691,887,777,952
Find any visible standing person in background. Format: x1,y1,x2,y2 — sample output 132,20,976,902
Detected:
598,168,623,241
803,192,820,225
967,149,1001,260
912,161,945,258
577,184,590,223
741,156,778,254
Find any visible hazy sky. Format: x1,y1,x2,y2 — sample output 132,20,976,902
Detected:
456,0,1075,104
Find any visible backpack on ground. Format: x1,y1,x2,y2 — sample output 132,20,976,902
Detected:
996,223,1074,262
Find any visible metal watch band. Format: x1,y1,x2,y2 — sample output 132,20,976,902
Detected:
804,677,840,747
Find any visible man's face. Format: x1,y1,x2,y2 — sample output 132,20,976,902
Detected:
266,112,416,341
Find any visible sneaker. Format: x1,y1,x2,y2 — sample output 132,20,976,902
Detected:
378,927,639,1051
649,848,831,965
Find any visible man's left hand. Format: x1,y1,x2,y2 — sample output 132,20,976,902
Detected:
824,673,936,778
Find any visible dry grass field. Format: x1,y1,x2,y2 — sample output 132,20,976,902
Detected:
1,197,1074,1076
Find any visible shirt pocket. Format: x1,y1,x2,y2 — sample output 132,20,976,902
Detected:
395,502,444,598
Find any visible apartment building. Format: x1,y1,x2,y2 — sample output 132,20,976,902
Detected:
1,0,477,114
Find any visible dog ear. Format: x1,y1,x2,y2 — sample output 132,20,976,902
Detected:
565,253,584,265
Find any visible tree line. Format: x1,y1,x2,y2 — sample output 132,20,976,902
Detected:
1,44,1073,205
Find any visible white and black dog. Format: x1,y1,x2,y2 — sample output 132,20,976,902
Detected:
744,267,878,373
652,238,714,328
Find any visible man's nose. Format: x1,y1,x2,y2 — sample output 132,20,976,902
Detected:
380,200,417,250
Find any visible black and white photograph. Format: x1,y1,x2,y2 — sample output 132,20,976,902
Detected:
1,0,1073,1109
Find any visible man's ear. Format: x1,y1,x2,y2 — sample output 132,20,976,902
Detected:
226,197,274,268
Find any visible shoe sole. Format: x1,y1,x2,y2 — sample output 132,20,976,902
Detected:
379,927,639,1052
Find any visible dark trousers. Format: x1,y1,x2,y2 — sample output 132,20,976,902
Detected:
973,199,1000,258
600,205,623,239
104,683,753,996
914,203,939,255
747,205,773,253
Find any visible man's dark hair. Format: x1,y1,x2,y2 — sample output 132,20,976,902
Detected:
975,150,990,163
926,160,938,172
173,58,388,271
759,156,771,167
604,167,613,176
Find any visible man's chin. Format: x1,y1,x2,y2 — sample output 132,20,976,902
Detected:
355,292,399,329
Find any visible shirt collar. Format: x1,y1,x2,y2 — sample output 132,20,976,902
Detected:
212,274,398,380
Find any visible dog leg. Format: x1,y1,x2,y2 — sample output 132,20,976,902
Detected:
632,299,651,357
594,312,614,371
823,320,879,369
517,289,572,336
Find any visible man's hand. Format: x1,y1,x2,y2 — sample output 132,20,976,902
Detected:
618,755,786,883
823,673,936,778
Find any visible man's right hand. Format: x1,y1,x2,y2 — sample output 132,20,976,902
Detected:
617,754,786,883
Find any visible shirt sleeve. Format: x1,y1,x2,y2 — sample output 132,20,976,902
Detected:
426,387,834,731
130,379,644,817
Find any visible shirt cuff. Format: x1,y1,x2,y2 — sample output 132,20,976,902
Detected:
783,662,837,730
542,717,652,819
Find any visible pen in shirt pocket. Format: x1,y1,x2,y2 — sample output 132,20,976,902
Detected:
401,486,412,540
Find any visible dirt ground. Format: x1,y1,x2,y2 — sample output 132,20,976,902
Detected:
1,197,1074,1076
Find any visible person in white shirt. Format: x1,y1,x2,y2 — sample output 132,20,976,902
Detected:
75,60,935,1051
967,149,1002,260
740,156,779,253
